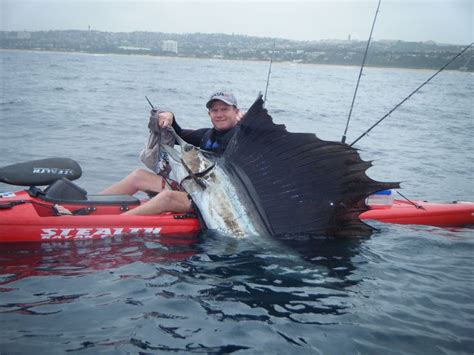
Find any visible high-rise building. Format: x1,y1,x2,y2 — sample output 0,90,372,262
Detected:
162,40,178,54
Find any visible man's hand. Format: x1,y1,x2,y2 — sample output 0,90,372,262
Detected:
157,111,174,128
236,110,245,121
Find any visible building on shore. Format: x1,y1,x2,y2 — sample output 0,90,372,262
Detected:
162,40,178,54
16,31,31,39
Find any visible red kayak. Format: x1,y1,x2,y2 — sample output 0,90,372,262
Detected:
2,188,472,243
0,158,200,243
1,189,473,243
361,199,474,227
0,189,201,243
0,158,472,243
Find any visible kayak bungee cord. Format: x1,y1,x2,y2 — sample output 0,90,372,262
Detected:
341,0,382,144
350,42,473,147
0,198,93,215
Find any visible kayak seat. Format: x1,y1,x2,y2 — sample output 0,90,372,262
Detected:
29,178,141,205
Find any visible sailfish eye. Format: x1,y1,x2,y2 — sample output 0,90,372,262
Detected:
184,145,194,152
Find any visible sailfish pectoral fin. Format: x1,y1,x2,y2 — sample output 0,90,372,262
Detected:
180,158,207,189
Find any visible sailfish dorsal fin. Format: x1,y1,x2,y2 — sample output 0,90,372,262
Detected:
224,95,398,237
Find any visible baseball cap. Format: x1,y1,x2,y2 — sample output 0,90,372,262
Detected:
206,91,238,109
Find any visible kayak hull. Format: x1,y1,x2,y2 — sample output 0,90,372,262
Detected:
0,190,200,243
361,199,474,227
1,190,473,243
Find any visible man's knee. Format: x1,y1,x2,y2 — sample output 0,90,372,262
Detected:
156,190,191,212
129,169,162,189
158,190,179,203
129,168,149,181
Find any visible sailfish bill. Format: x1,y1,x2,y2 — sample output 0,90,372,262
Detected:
162,95,398,237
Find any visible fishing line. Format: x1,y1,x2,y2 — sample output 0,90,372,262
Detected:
350,42,473,147
341,0,382,144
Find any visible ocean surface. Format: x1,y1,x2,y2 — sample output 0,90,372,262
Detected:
0,49,473,354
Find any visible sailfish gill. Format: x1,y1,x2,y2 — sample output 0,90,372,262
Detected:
162,94,398,238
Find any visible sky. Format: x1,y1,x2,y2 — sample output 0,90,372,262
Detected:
1,0,472,45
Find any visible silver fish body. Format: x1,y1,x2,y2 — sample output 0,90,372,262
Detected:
162,132,264,237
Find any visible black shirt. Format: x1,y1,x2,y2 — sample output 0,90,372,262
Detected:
172,119,237,154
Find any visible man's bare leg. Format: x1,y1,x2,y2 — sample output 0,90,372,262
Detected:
100,169,165,195
124,190,192,215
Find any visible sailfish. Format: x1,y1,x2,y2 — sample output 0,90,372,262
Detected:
162,95,398,238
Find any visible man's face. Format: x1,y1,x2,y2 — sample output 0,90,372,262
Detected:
208,100,239,131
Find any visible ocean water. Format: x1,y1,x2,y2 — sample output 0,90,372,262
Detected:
0,49,473,354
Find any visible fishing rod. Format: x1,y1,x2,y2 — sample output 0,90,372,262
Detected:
396,191,425,210
341,0,382,144
263,41,276,106
350,42,473,147
145,95,155,110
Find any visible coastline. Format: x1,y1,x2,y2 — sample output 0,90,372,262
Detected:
1,48,470,73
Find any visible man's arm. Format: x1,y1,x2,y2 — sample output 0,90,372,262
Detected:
177,128,209,147
157,112,208,147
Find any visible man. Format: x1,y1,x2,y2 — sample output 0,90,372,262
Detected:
101,90,243,215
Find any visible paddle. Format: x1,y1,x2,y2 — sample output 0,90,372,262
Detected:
0,158,82,186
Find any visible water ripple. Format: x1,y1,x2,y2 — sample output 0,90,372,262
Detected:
1,50,473,354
